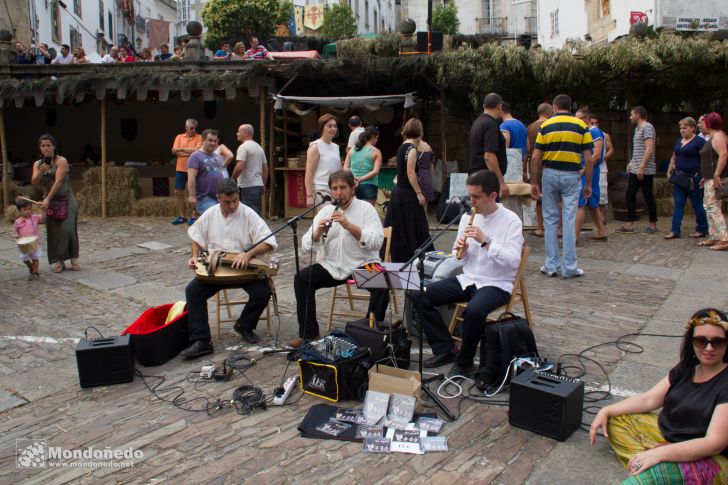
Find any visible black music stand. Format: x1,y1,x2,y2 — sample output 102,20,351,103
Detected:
398,203,469,421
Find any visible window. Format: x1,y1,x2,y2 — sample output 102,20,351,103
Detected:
364,0,369,30
99,0,104,29
550,9,559,38
108,11,113,40
73,0,82,18
70,26,82,51
482,0,492,20
374,9,378,32
51,2,62,43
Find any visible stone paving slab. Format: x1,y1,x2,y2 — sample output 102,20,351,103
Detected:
0,216,714,484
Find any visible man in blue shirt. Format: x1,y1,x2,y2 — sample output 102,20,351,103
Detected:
500,102,528,180
212,41,232,60
575,108,607,242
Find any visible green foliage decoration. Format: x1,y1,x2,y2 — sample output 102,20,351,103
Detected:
432,2,459,35
201,0,293,50
320,3,358,40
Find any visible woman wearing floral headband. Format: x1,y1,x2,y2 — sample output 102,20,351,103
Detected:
590,308,728,484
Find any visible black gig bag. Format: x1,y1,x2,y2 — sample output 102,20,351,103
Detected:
476,312,538,390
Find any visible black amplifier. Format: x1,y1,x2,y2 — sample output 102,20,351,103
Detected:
508,370,584,441
76,335,135,388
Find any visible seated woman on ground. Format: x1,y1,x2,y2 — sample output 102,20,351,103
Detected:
589,308,728,484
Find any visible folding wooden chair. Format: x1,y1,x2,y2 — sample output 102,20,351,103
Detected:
215,278,278,339
448,245,532,342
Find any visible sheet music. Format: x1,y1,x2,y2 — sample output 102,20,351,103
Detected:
352,262,420,290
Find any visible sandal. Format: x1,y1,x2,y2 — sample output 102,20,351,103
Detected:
688,232,706,238
709,241,728,251
533,230,544,237
71,259,81,271
663,233,679,240
52,262,66,273
698,240,717,247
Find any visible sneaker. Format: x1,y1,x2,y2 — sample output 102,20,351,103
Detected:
171,216,187,225
32,273,40,280
616,226,634,233
562,268,584,279
643,227,657,235
540,266,557,277
187,217,197,226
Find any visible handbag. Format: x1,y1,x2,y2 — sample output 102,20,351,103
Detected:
46,197,68,221
669,169,695,191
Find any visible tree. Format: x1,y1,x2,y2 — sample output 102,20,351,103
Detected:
432,2,459,35
201,0,292,50
320,3,358,40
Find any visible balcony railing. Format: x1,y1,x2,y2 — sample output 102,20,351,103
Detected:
476,17,508,35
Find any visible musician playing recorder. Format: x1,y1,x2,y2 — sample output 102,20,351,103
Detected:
290,169,389,349
409,169,523,378
181,178,277,358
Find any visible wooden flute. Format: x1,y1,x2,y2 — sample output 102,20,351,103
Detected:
456,206,477,259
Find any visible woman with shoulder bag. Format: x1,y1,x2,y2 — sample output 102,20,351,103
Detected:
343,126,382,205
665,117,707,239
31,134,80,273
697,113,728,251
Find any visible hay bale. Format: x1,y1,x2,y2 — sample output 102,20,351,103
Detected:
4,205,19,223
81,166,138,187
131,197,178,217
1,182,42,205
78,185,135,217
654,178,672,199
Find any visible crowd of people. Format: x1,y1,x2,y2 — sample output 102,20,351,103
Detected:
13,35,275,65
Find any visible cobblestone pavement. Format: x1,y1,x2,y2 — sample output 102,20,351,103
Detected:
0,214,723,484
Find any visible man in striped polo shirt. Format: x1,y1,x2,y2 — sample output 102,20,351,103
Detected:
530,94,593,278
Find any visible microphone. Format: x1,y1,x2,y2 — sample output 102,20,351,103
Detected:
456,196,470,212
322,200,341,238
316,192,332,202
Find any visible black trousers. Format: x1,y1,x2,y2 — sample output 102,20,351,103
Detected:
626,173,657,223
185,278,271,342
294,263,390,339
408,277,510,366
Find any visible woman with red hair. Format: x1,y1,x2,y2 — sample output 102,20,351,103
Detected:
698,112,728,250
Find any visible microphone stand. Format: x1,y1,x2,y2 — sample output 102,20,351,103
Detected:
241,196,331,354
244,196,331,274
399,202,469,421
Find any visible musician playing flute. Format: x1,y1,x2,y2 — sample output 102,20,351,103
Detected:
181,178,277,358
290,170,389,349
408,170,523,378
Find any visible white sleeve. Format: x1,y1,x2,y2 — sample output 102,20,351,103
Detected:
302,206,330,253
358,203,384,250
187,211,212,249
246,208,277,251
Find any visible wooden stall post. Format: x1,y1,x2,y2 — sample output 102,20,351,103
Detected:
100,99,107,218
0,109,8,210
259,88,267,218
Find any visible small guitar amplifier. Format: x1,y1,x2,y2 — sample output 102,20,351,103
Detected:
76,335,135,388
508,369,584,441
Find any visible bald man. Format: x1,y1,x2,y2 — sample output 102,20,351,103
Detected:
232,124,268,215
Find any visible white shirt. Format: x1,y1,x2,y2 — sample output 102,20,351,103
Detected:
236,140,267,188
302,198,383,281
188,202,277,254
453,204,523,293
101,54,117,63
347,127,365,149
52,52,74,64
311,139,342,190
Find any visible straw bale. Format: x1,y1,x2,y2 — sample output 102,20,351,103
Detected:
654,178,672,199
4,205,19,223
131,197,178,217
81,166,138,187
78,185,136,217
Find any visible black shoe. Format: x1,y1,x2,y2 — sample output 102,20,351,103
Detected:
180,340,214,358
233,321,260,344
447,362,474,378
424,351,457,368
